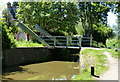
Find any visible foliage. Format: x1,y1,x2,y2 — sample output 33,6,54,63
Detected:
73,49,108,80
1,19,16,50
17,2,80,36
16,2,117,46
92,40,105,48
106,36,118,48
92,24,114,46
15,40,44,47
92,40,98,47
78,2,110,36
106,2,120,14
75,22,84,36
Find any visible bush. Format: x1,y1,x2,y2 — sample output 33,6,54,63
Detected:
92,24,114,46
92,40,98,47
1,19,16,50
92,40,105,48
106,37,118,48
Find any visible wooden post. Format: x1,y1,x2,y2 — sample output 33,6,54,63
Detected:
66,36,69,48
90,34,92,47
91,66,100,78
91,66,94,76
54,36,56,47
78,36,82,48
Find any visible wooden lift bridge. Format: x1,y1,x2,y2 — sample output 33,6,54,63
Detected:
14,21,92,49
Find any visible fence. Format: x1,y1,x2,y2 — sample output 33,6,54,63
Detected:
81,37,92,47
43,36,82,48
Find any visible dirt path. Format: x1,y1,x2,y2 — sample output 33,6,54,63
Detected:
97,52,118,80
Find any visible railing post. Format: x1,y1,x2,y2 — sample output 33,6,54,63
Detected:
54,36,56,47
66,36,69,48
78,36,82,48
90,35,92,47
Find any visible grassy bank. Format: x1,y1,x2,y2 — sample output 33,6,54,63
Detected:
106,37,119,58
106,37,119,48
103,48,119,58
73,49,109,80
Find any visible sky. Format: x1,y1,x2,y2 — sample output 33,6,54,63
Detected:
0,0,118,28
107,12,118,27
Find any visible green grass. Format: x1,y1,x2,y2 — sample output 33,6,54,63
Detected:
106,37,119,48
73,71,94,80
73,49,109,80
106,37,119,58
103,48,119,58
15,40,44,47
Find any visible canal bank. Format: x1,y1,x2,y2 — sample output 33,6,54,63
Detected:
3,47,80,67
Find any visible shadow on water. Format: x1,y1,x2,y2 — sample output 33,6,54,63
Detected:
48,48,80,62
2,60,53,75
2,65,26,74
2,65,25,80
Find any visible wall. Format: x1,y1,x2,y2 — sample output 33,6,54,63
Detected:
3,47,81,66
3,47,49,66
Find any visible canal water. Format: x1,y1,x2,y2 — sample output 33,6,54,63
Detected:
3,61,80,80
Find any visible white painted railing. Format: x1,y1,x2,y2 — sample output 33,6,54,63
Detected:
43,36,82,48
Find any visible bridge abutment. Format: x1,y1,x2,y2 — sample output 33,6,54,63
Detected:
3,47,81,67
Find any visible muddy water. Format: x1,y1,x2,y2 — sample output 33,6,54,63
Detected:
3,61,80,80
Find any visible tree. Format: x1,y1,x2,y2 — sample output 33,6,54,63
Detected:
75,22,84,36
78,2,111,36
92,23,114,46
17,2,80,36
106,2,120,14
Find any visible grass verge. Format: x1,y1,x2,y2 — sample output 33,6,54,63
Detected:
104,48,120,58
73,49,109,80
106,37,119,48
103,48,119,58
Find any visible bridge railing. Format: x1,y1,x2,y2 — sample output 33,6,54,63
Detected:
81,37,93,47
43,36,82,48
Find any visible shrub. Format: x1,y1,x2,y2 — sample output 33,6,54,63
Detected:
92,40,106,48
1,19,16,50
